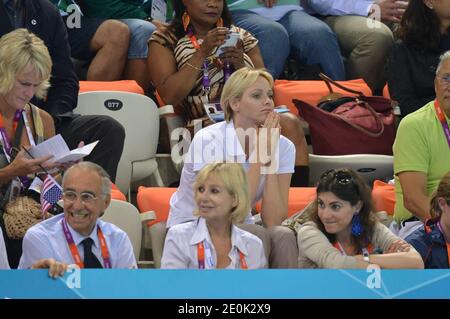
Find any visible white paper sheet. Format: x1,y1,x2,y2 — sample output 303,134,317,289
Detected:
27,134,99,164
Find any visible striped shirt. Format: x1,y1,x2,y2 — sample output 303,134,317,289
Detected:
149,25,258,123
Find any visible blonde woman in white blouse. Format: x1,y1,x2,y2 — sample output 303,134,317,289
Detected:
162,163,267,269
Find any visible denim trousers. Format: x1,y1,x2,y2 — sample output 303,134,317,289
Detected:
231,9,345,80
120,18,156,59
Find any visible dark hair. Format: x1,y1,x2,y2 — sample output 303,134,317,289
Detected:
396,0,442,51
306,169,377,251
430,172,450,218
170,0,233,39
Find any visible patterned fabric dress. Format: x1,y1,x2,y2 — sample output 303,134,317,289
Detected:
149,25,258,124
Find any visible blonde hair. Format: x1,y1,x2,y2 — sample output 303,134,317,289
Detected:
430,172,450,218
193,163,250,223
0,29,52,99
221,67,273,122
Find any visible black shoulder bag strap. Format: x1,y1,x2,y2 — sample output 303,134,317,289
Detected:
10,114,26,161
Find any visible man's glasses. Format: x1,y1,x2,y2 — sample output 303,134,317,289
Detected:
63,190,100,204
438,74,450,86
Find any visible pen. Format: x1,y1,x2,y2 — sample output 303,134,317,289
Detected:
21,146,51,176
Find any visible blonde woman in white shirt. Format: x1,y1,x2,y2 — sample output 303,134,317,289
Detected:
162,163,267,269
168,67,298,268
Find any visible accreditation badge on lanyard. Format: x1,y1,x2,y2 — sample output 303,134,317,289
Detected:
434,100,450,148
151,0,167,22
8,178,21,202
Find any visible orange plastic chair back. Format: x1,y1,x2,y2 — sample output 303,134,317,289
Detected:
274,79,372,115
79,80,144,95
137,187,177,227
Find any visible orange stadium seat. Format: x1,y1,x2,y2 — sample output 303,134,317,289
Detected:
372,180,395,216
111,183,126,201
274,78,372,115
79,80,144,95
136,183,394,223
255,187,317,218
138,187,318,223
137,187,176,227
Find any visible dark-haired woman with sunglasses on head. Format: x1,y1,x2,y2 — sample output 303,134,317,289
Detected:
296,169,424,269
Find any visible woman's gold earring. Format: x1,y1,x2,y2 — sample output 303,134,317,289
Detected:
182,11,190,32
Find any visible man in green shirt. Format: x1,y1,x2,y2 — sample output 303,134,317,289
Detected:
393,50,450,238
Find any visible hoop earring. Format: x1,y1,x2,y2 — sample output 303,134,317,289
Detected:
351,213,363,237
182,11,191,32
217,17,223,28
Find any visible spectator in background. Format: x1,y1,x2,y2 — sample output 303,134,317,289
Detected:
76,0,173,91
149,0,310,186
162,163,267,269
296,169,423,269
0,0,125,183
19,162,137,270
51,0,131,82
167,68,299,268
148,0,264,124
388,0,450,118
226,0,345,81
407,172,450,268
302,0,405,94
392,51,450,238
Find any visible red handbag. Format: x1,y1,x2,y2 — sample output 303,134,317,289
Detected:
294,74,396,155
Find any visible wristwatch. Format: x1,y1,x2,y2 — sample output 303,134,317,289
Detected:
362,248,370,264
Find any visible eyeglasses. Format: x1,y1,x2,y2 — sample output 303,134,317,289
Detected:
62,190,100,204
438,74,450,85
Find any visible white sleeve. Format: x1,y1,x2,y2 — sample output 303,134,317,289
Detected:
18,229,53,269
0,228,10,269
277,137,295,174
161,227,191,269
115,233,138,269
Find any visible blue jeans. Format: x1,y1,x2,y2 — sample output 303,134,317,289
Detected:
231,9,345,80
120,19,156,59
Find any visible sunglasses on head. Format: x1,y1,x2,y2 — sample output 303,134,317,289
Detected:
320,169,355,186
320,169,359,193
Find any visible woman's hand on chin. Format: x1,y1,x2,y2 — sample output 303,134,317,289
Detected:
255,112,280,165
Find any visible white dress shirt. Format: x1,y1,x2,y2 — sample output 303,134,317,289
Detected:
0,228,10,269
167,120,295,228
18,214,137,269
161,217,268,269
